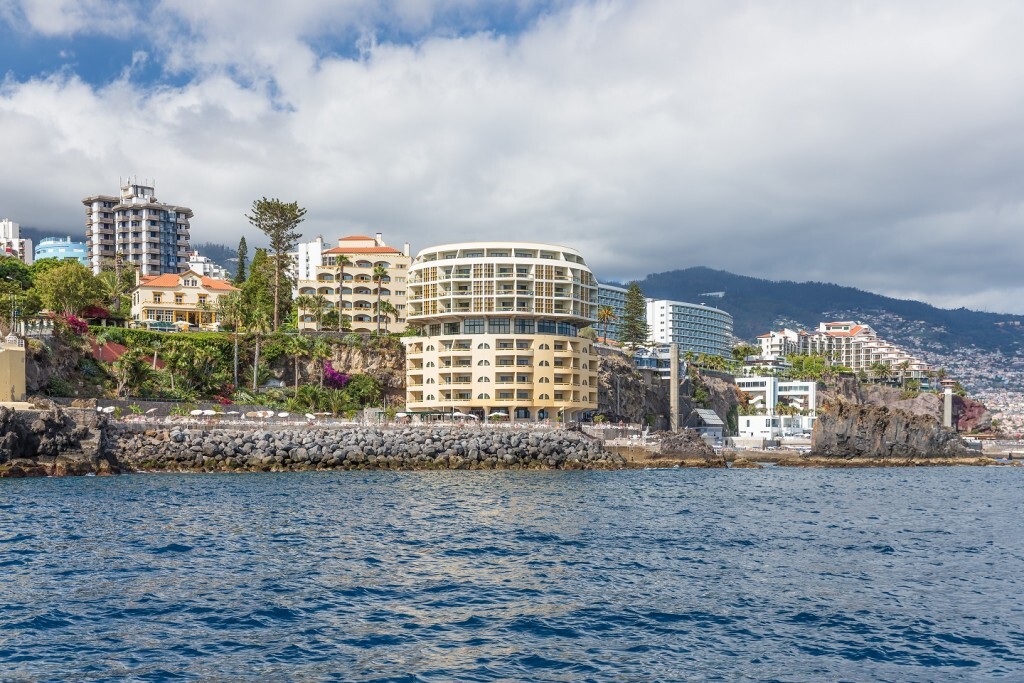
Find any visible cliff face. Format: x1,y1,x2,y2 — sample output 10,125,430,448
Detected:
596,347,670,426
812,400,973,458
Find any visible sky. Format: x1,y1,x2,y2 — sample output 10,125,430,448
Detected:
2,0,1024,314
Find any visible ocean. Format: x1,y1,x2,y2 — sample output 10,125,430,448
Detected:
1,469,1022,681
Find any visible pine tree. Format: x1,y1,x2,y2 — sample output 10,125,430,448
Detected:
234,236,248,284
245,197,305,331
619,281,649,351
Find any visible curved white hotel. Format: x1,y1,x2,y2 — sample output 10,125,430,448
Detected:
403,242,599,422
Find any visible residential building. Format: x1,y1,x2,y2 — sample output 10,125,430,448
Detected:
34,236,88,266
735,376,817,415
293,233,412,334
83,180,192,276
187,250,231,280
403,241,599,422
0,219,33,265
646,299,734,358
596,282,628,342
757,321,931,380
130,269,238,328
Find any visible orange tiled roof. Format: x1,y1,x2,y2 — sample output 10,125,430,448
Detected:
137,272,238,291
324,246,402,255
338,235,375,241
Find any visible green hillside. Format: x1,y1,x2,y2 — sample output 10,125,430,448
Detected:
634,267,1024,354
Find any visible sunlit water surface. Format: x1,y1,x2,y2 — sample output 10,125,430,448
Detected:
1,469,1023,681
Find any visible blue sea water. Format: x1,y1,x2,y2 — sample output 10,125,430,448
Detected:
1,469,1023,682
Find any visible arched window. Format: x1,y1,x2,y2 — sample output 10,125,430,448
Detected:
477,342,490,349
426,345,435,351
477,393,491,400
426,394,435,401
539,393,550,400
477,359,490,366
539,360,550,366
426,361,435,367
426,378,435,384
478,377,490,382
582,363,589,370
539,343,550,350
538,377,550,383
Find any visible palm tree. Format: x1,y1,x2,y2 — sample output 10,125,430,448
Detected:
113,349,152,398
294,294,316,329
898,360,911,387
372,264,388,334
248,309,271,392
217,292,245,388
375,299,398,330
596,305,616,344
870,362,891,384
311,338,332,388
335,254,351,332
285,334,311,391
311,294,329,329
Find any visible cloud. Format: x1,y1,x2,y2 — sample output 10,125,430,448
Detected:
2,0,1024,313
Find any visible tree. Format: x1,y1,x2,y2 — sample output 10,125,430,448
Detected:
32,262,103,315
870,362,892,383
241,249,276,325
732,343,760,361
248,309,271,392
285,334,311,390
311,294,330,329
245,197,305,331
375,299,398,329
217,292,246,388
334,254,351,332
294,294,317,329
311,338,332,388
372,264,388,334
618,281,649,351
113,349,152,398
596,305,616,343
234,236,248,285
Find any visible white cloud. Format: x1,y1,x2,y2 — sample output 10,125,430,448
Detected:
2,0,1024,313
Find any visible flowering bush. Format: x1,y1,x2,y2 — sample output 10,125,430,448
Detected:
59,314,89,336
323,362,351,389
80,305,110,319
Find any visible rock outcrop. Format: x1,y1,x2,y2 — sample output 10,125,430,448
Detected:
812,400,973,458
108,425,626,472
597,347,670,427
0,406,118,477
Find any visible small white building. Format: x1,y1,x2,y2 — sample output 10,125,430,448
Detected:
0,219,33,265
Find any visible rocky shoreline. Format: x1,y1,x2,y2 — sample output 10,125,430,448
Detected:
107,424,626,473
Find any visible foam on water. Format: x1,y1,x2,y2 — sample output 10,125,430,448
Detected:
1,468,1023,681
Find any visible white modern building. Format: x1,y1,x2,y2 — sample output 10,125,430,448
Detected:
735,376,817,414
646,299,734,358
187,250,231,280
757,321,931,380
83,179,192,276
0,219,32,265
403,242,599,422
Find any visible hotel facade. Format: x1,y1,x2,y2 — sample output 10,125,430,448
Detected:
402,242,599,422
292,234,412,334
646,299,734,358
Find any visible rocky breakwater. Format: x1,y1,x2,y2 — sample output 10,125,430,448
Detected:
0,405,118,477
804,400,996,466
109,425,626,472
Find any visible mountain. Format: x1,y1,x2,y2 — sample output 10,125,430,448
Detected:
190,242,238,277
634,267,1024,356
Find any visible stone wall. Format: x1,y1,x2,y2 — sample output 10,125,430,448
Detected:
107,424,626,472
0,405,118,477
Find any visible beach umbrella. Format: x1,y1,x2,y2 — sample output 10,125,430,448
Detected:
189,409,203,416
101,406,116,414
201,409,216,416
277,412,289,418
305,413,316,420
145,408,157,414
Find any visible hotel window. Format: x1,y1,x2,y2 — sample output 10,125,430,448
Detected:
477,360,490,366
463,319,484,334
174,294,184,305
198,296,207,306
488,318,510,334
153,293,162,303
538,320,556,334
514,319,535,334
477,393,491,400
444,322,461,335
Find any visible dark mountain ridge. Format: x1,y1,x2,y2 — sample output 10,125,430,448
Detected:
634,267,1024,355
